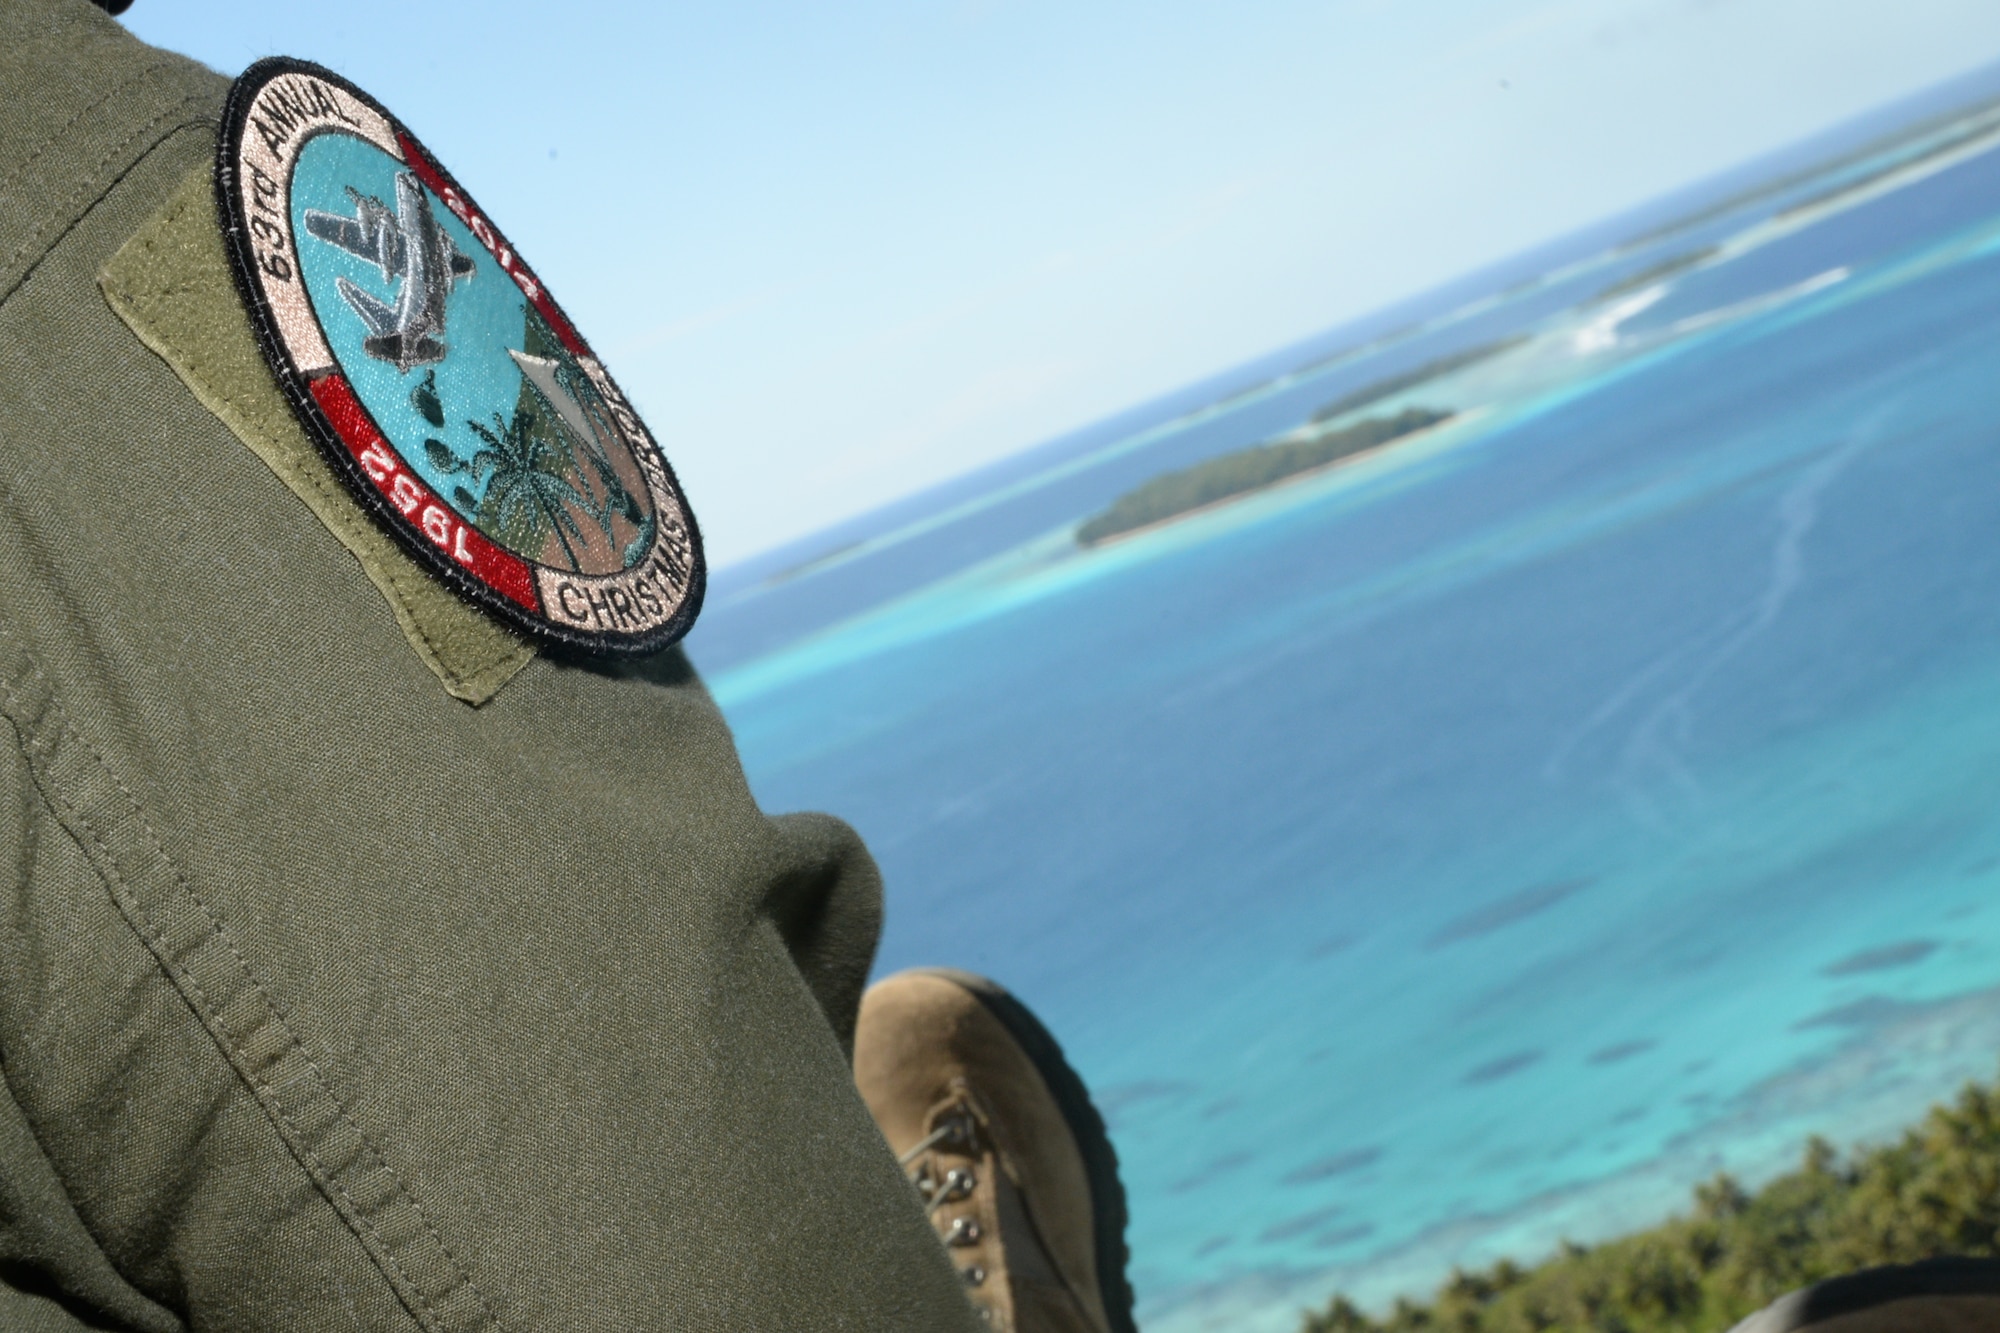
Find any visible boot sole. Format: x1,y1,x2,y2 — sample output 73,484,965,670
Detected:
917,969,1140,1333
1732,1256,2000,1331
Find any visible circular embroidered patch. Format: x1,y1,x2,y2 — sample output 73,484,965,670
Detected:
216,58,704,654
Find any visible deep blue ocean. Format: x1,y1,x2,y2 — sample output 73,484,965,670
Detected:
688,75,2000,1332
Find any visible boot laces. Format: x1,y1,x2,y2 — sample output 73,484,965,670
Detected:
901,1103,982,1216
902,1090,1002,1319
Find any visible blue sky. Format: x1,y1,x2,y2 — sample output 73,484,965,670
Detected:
129,0,2000,565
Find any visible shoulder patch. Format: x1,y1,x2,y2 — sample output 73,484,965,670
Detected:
101,164,534,706
216,58,704,655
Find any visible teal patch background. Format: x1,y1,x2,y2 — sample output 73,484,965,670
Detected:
290,129,529,528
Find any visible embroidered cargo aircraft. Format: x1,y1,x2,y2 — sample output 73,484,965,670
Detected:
217,58,704,653
303,175,475,374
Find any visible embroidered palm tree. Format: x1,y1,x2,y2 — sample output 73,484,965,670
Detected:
462,404,594,570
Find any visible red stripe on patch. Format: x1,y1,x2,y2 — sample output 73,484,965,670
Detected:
396,132,588,358
309,373,540,611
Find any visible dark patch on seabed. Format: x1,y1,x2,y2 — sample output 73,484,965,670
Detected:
1425,878,1592,949
1171,1150,1255,1193
1313,1223,1376,1251
1308,931,1363,960
1094,1079,1195,1121
1589,1038,1658,1065
1284,1146,1385,1185
1792,995,1920,1031
1464,1050,1544,1084
1821,939,1940,976
1261,1205,1347,1243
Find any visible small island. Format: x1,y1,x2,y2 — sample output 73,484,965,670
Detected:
1593,244,1720,302
1309,337,1525,425
1076,407,1452,547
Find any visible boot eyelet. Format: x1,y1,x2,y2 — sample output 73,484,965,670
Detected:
960,1264,987,1287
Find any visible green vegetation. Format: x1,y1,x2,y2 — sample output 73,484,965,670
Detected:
1594,246,1720,303
1309,338,1526,425
1619,92,2000,254
1076,408,1451,547
762,538,864,587
1772,115,2000,224
1301,1073,2000,1332
1291,322,1423,381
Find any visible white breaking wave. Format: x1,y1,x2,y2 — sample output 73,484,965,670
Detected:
1571,286,1670,355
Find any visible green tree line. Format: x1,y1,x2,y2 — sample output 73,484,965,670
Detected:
1593,246,1720,303
1302,1072,2000,1332
1076,407,1452,546
1309,339,1525,425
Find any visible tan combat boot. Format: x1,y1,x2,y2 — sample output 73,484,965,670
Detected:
854,969,1138,1333
1728,1257,2000,1331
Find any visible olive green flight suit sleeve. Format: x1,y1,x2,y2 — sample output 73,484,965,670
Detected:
0,3,980,1331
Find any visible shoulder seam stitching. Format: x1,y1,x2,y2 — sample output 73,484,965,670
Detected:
0,58,177,210
0,99,213,310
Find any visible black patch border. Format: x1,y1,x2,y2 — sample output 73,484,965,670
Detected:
216,56,706,656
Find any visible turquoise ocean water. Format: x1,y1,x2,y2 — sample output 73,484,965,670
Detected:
689,74,2000,1331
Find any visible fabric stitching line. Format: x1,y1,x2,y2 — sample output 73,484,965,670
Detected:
0,666,497,1332
0,57,172,206
3,103,211,282
0,853,179,1330
0,657,503,1333
100,205,519,696
0,110,217,312
0,718,454,1333
0,674,484,1333
0,65,192,275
